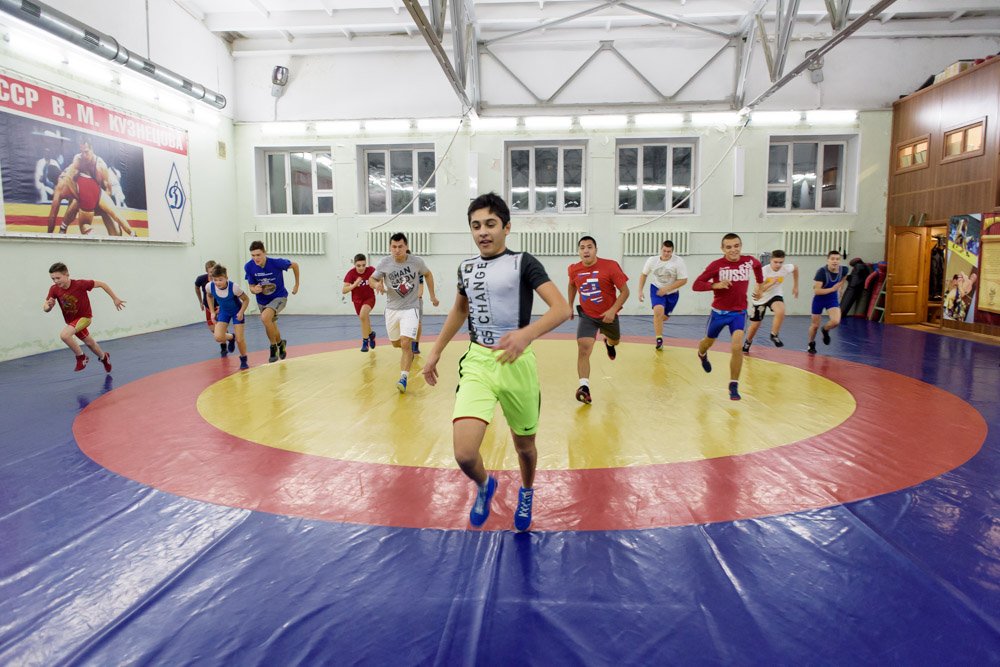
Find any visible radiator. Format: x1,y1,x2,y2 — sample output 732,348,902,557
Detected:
367,230,432,255
517,231,582,256
782,229,850,256
622,230,690,256
262,231,325,255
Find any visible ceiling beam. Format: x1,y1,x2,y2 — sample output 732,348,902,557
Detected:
401,0,473,110
484,0,624,46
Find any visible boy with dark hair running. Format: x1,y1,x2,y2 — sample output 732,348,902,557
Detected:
245,241,300,363
567,236,630,404
207,264,251,370
808,250,848,354
692,233,763,401
422,193,570,531
194,260,222,352
743,249,798,353
637,239,688,350
44,262,125,372
343,253,377,352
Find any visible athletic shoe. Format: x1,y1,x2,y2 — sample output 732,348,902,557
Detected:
220,342,228,357
742,339,752,354
412,341,421,355
698,352,712,373
729,381,741,401
74,354,88,372
396,376,407,394
369,331,376,348
279,339,288,359
239,356,249,370
269,344,278,363
655,337,663,351
361,338,369,352
807,342,817,354
821,328,831,345
514,487,534,532
575,385,592,404
605,340,616,360
770,332,784,347
101,352,112,372
227,338,236,354
469,476,498,527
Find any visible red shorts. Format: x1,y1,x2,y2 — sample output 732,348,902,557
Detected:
77,175,101,212
353,298,376,316
205,306,218,328
69,317,92,341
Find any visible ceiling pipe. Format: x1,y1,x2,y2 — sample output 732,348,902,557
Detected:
0,0,226,109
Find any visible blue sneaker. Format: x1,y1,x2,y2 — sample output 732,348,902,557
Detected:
239,356,249,370
396,376,407,393
412,341,421,355
220,342,228,357
227,337,236,354
698,351,712,373
729,381,741,401
369,331,376,348
514,487,533,531
470,476,497,527
361,338,369,352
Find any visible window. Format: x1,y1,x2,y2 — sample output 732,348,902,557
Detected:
362,146,436,215
506,143,585,214
942,119,986,163
767,140,847,211
896,135,930,173
616,142,694,213
264,150,334,215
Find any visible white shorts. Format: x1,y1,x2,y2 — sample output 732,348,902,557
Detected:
385,307,420,341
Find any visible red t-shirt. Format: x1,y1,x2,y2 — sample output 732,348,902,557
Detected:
47,279,96,324
568,258,629,319
344,266,376,303
692,255,764,311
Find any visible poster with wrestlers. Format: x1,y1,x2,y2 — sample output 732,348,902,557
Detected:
942,214,981,323
0,71,191,242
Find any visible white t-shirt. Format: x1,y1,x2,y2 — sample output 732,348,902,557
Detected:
752,263,795,305
641,255,688,293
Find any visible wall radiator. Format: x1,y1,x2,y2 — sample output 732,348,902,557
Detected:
367,230,432,255
517,231,582,256
622,230,691,256
261,231,325,255
782,229,850,256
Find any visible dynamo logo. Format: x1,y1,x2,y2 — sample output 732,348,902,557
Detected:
164,163,186,231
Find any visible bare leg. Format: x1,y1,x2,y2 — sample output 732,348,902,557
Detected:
771,301,786,335
98,192,134,236
261,308,281,344
511,432,537,489
697,337,716,356
746,318,762,343
824,307,842,331
808,314,822,343
213,321,234,343
399,336,414,372
82,335,106,360
730,331,745,381
453,418,489,484
234,323,247,356
59,325,84,356
359,304,373,338
576,337,595,380
653,304,665,338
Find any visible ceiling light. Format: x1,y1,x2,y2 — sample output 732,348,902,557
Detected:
579,115,628,129
806,110,858,125
524,116,572,130
634,113,685,127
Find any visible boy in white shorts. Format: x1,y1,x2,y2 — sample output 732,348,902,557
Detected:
744,249,798,353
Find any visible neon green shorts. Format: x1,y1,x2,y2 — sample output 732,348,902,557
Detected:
453,343,540,436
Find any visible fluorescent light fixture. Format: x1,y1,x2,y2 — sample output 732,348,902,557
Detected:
417,117,463,132
634,113,684,127
806,109,858,124
119,74,157,102
524,116,572,130
9,30,67,66
260,122,307,136
579,115,628,129
691,112,743,126
158,92,194,115
751,111,802,125
365,119,411,133
470,116,517,131
316,120,361,134
194,106,221,127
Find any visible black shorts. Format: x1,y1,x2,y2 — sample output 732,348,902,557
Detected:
750,296,783,322
576,305,621,341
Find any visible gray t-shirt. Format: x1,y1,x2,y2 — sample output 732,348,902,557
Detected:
372,254,429,310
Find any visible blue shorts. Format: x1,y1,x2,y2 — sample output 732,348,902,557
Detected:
649,285,680,315
216,309,245,325
705,309,746,339
811,293,840,315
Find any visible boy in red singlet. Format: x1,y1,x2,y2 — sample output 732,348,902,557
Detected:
43,262,126,372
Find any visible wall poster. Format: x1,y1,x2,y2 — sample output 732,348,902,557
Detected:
942,214,981,323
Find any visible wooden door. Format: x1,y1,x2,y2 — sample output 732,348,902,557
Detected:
885,226,929,324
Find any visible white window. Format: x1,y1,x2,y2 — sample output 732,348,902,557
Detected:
616,142,695,213
506,143,586,214
362,146,436,215
767,140,847,211
263,150,334,215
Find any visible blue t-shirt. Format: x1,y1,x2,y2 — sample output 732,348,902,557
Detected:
244,257,292,305
195,273,210,307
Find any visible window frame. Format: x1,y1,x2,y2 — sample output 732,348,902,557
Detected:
941,118,986,165
359,144,437,216
614,140,697,215
895,134,931,175
504,141,588,215
262,149,335,216
766,139,849,213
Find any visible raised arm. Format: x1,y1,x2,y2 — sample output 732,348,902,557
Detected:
93,280,126,310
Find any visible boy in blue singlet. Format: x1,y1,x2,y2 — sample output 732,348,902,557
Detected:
207,264,251,369
808,250,848,354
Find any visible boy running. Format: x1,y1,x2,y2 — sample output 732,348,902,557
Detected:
691,234,764,401
567,236,629,404
194,260,221,351
343,253,377,352
369,233,438,393
808,250,848,354
245,241,300,363
637,239,688,350
422,193,570,531
743,249,799,353
43,262,125,372
206,264,251,370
